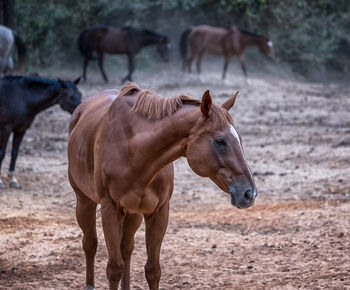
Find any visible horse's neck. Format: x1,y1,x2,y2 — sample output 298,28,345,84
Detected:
241,34,264,49
25,89,59,116
140,34,161,47
122,105,199,187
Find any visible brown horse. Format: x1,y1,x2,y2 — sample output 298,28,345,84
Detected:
180,25,274,80
68,83,257,290
78,26,169,83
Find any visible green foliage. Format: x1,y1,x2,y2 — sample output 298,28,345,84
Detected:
15,0,350,75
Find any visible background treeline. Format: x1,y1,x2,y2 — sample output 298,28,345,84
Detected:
2,0,350,76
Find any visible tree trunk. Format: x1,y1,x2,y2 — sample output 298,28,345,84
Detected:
0,0,16,29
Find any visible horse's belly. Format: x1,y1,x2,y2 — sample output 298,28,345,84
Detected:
206,47,224,55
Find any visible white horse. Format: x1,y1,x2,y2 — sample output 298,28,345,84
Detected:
0,25,25,75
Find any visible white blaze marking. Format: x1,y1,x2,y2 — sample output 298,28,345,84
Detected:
230,125,242,148
267,41,273,48
229,125,254,179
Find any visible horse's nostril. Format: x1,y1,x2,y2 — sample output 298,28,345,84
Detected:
244,189,253,202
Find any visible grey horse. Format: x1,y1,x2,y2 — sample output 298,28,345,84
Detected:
0,25,25,75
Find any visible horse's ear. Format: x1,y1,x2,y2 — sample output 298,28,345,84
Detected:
221,91,239,111
74,76,81,85
57,78,67,88
201,90,212,118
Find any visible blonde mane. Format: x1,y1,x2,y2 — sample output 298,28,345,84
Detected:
120,83,233,127
119,82,141,97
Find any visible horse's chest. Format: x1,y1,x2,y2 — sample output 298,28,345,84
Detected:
119,190,160,214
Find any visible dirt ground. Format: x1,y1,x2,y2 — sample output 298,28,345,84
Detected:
0,62,349,289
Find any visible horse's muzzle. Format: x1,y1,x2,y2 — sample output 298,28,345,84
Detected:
229,184,257,209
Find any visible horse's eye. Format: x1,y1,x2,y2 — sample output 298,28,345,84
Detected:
214,138,227,147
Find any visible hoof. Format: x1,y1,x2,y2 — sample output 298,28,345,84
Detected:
84,286,96,290
121,76,131,84
9,181,21,189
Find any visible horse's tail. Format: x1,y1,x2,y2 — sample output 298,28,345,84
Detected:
78,29,94,60
12,32,26,73
179,28,192,70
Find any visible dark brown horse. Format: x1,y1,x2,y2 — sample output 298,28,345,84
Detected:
68,83,257,289
180,25,274,81
78,26,169,83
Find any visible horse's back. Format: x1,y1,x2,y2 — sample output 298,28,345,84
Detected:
68,89,120,148
69,89,119,134
99,28,127,54
0,25,13,42
190,25,229,54
190,25,241,55
193,25,227,34
78,25,109,57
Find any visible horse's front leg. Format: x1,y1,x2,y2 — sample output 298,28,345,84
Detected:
122,54,135,84
120,213,143,290
0,128,11,189
144,201,170,290
101,198,125,290
238,53,248,83
222,54,232,79
8,130,26,189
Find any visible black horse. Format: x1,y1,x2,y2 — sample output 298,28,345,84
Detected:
0,75,81,189
77,25,170,83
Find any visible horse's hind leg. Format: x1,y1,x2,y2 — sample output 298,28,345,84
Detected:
196,52,204,74
187,52,195,73
0,128,11,189
182,58,187,72
75,189,98,290
120,213,143,290
0,58,6,76
97,52,108,83
8,130,26,189
144,201,170,290
83,58,89,81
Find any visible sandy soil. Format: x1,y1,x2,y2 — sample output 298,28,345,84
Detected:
0,63,349,289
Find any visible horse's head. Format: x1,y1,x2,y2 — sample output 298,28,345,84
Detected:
260,38,274,58
185,90,257,209
157,36,170,62
57,76,82,114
